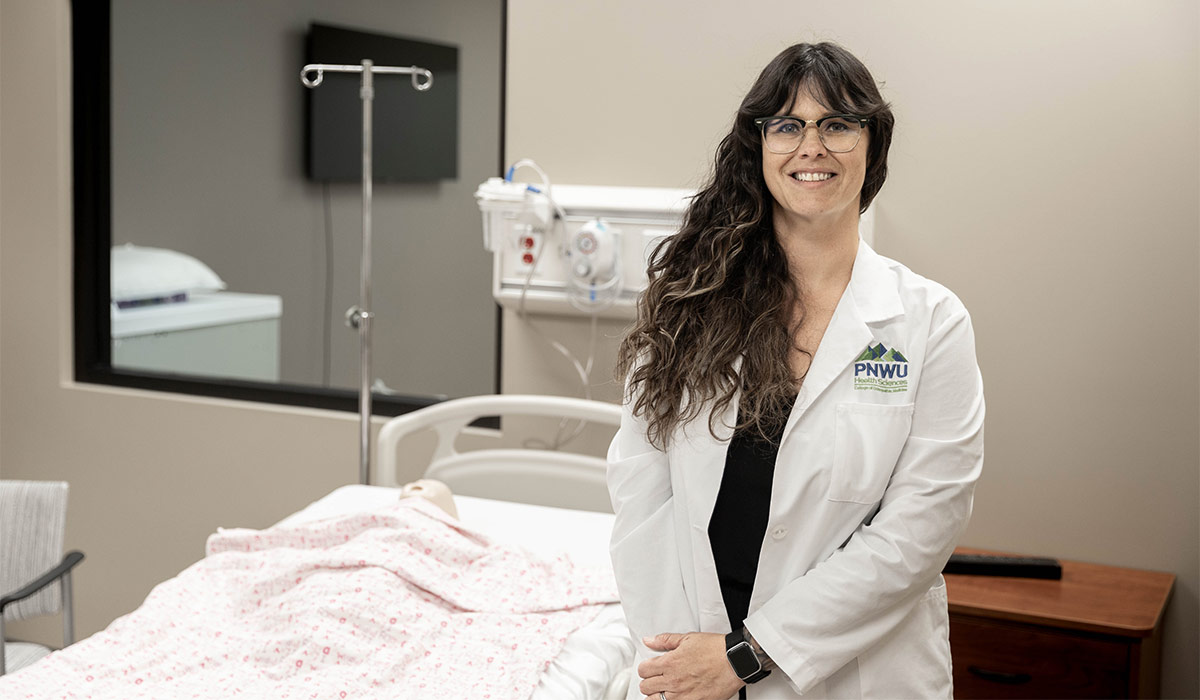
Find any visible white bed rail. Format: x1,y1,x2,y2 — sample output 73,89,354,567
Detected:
375,395,622,511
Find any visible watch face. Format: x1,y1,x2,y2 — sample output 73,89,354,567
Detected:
727,641,761,678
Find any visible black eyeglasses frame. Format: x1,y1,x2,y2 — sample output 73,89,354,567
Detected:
753,115,871,154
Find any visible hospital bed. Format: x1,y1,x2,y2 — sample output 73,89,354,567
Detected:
0,395,633,699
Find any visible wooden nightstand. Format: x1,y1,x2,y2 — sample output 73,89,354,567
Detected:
945,548,1174,699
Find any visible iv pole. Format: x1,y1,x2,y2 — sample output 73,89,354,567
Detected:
301,61,434,485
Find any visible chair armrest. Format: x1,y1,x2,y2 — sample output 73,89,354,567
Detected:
0,551,85,613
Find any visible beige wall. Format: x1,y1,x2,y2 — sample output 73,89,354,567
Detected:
505,0,1199,696
1,0,1197,696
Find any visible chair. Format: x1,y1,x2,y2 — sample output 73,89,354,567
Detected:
0,481,85,676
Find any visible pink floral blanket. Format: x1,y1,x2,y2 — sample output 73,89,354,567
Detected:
1,498,618,699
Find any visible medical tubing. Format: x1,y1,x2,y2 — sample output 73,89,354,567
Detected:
566,265,622,313
518,313,599,451
513,305,594,446
505,159,551,193
550,314,599,447
513,320,592,449
547,315,597,448
506,159,597,450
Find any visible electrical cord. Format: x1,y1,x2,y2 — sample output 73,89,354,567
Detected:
322,181,334,387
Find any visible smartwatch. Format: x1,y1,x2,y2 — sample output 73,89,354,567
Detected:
725,629,771,683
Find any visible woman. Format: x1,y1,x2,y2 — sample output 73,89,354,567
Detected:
607,42,984,700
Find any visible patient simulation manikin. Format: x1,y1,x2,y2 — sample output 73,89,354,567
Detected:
400,479,458,519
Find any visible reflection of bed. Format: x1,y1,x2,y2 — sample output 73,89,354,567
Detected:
108,244,282,382
111,291,282,381
0,395,631,699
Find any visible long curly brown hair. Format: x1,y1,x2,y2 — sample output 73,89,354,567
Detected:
615,42,895,449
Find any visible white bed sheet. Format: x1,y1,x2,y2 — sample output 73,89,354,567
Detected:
278,485,633,700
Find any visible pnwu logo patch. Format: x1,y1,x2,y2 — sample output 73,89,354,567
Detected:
853,343,909,393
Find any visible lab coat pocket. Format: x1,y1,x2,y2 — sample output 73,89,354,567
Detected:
828,402,915,504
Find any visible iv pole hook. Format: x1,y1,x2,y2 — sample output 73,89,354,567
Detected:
300,63,433,91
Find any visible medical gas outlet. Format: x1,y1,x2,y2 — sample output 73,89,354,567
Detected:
514,227,542,268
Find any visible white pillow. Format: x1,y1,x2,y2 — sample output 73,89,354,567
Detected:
111,243,227,302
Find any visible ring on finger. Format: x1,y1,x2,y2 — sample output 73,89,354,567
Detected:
659,693,667,700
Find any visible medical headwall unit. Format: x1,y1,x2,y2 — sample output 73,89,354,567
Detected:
476,180,694,318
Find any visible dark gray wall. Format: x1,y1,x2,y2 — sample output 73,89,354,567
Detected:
111,0,501,398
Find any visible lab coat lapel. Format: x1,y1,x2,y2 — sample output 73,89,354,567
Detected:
676,386,739,633
675,366,739,531
671,365,739,632
786,240,904,436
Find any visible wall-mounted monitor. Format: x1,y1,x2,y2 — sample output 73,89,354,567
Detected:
305,22,458,182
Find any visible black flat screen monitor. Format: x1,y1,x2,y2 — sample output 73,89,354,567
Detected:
305,23,458,182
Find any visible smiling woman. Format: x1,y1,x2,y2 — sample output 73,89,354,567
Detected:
72,0,505,415
609,42,982,700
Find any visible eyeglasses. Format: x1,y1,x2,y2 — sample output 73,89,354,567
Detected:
754,115,870,154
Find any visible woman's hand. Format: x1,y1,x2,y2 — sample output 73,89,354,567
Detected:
637,632,744,700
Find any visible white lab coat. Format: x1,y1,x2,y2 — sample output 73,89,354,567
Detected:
608,240,984,699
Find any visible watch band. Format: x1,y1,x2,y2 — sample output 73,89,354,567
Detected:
725,630,771,683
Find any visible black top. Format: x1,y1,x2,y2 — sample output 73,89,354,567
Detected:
707,397,795,633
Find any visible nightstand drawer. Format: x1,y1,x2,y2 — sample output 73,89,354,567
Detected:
950,615,1130,698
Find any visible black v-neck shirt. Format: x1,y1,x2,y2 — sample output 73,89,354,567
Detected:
707,396,795,634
